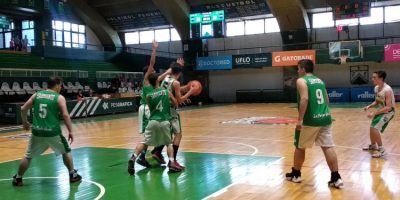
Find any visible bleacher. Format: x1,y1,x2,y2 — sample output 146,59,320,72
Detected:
0,52,122,88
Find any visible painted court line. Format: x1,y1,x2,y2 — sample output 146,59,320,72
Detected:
0,177,105,200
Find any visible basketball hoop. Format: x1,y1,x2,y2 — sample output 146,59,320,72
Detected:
339,55,348,64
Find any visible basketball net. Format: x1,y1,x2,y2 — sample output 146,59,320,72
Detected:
339,55,348,64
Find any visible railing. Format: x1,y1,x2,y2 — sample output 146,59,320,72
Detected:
208,35,400,56
0,68,88,78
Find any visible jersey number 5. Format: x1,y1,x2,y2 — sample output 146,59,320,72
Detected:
39,104,47,118
316,89,324,104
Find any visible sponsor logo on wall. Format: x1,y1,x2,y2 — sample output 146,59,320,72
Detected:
272,50,316,67
196,56,232,70
233,53,271,68
351,87,375,102
327,88,350,102
384,43,400,62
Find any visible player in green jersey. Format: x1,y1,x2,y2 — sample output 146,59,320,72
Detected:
151,60,195,169
362,71,395,158
286,59,343,189
128,73,182,174
12,77,82,186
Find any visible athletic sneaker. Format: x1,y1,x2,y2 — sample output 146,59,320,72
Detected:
362,144,378,151
328,178,344,189
168,161,183,172
12,175,23,186
69,170,82,183
152,152,166,164
285,167,302,183
128,156,136,175
174,160,185,170
136,156,151,168
372,147,387,158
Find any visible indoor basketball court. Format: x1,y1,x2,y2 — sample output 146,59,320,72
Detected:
1,0,400,200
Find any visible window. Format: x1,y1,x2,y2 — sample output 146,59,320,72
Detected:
360,7,383,25
21,20,35,46
139,30,154,44
313,12,334,28
171,28,181,41
125,32,139,45
226,21,244,36
336,18,359,26
245,19,265,35
265,18,280,33
5,32,11,48
155,29,170,42
0,33,3,48
385,5,400,23
52,20,86,48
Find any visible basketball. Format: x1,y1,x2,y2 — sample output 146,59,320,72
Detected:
189,80,202,96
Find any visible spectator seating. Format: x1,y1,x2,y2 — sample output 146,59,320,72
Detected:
23,82,35,95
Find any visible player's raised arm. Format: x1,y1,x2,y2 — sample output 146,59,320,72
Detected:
144,40,159,80
169,91,179,108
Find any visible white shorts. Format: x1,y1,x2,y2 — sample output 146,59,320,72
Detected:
170,108,181,134
25,135,71,158
294,125,334,148
138,104,150,133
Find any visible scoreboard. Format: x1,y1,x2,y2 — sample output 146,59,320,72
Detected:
333,1,371,20
190,10,225,39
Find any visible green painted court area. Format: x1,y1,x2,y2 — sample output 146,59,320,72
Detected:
0,147,280,200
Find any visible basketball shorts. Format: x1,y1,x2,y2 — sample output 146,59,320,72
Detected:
371,110,395,133
25,135,71,158
142,120,172,146
170,108,181,134
138,104,150,134
294,125,334,149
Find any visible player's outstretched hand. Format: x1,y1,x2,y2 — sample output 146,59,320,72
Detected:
68,133,74,144
22,122,31,131
367,112,375,119
152,40,159,49
363,106,369,111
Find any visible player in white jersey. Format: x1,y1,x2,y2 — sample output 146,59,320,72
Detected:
363,71,395,158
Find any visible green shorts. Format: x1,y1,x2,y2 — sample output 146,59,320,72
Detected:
371,111,395,133
25,135,71,158
170,108,181,134
142,120,172,146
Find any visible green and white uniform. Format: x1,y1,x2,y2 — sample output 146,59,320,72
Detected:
294,75,334,148
371,83,395,133
26,90,71,158
161,75,181,134
142,88,173,146
138,84,153,133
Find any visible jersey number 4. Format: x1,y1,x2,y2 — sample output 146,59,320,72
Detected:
39,104,48,118
156,101,163,112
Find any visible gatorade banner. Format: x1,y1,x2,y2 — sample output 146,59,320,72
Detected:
272,50,316,67
384,44,400,62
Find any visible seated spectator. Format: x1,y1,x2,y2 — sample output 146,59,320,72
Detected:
77,90,84,101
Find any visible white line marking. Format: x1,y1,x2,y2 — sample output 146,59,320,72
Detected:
0,177,105,200
76,101,87,117
201,157,285,200
69,101,82,117
90,100,102,115
85,99,97,116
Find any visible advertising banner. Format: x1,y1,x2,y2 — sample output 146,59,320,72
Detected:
327,88,350,102
384,43,400,62
351,87,375,102
272,50,316,67
196,56,232,70
233,53,272,68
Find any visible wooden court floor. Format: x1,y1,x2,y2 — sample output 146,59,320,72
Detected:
1,103,400,200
